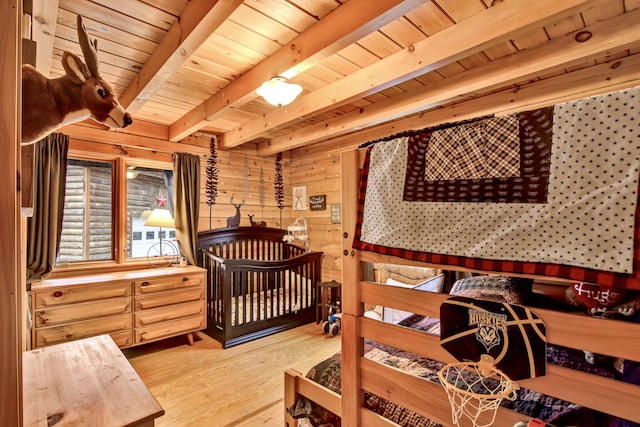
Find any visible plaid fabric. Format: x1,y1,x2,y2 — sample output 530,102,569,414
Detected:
305,340,445,427
405,108,553,203
299,326,610,426
354,147,640,290
425,115,520,180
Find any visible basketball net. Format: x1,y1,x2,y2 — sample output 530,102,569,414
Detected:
438,354,519,427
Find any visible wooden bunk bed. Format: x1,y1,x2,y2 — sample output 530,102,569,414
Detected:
284,88,640,426
198,227,322,348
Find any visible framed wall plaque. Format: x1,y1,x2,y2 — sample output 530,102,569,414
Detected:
309,194,326,211
331,203,341,223
293,186,307,210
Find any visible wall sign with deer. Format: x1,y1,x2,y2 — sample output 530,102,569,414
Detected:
21,15,132,145
226,197,244,228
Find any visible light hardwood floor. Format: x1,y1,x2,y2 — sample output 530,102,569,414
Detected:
123,323,342,427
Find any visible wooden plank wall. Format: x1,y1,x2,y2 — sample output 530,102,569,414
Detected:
1,0,22,425
291,139,363,282
196,143,293,233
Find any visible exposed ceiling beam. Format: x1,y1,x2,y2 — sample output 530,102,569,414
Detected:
308,52,640,153
257,8,640,155
31,0,59,75
61,123,210,155
168,0,428,142
218,0,588,150
120,0,244,114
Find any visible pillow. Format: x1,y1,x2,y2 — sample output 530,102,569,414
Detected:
374,263,439,284
568,282,627,309
384,277,416,288
413,274,445,293
382,276,444,323
382,278,413,323
364,308,382,321
449,275,525,305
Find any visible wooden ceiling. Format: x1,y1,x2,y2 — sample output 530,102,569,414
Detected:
29,0,640,155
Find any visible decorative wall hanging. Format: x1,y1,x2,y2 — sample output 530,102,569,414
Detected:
274,153,285,226
243,154,249,201
205,137,218,229
259,166,266,221
293,186,307,211
226,196,244,228
331,204,341,224
249,214,266,227
309,195,326,211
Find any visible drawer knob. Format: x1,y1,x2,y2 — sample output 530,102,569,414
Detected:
64,334,72,340
141,281,150,287
53,291,63,298
183,277,188,282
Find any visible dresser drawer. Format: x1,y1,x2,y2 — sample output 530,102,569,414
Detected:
111,331,134,348
34,315,133,348
135,315,205,344
33,298,132,327
135,286,205,310
34,282,132,308
135,273,204,295
135,300,205,327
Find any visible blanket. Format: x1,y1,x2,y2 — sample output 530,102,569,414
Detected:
290,315,619,427
355,86,640,289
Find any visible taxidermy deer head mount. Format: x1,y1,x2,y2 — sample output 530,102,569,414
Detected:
21,15,132,145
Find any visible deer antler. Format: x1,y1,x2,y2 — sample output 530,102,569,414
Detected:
230,196,245,207
77,15,100,77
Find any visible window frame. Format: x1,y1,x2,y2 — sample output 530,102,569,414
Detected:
53,146,173,274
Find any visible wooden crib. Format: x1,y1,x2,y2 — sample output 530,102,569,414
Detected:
198,227,322,348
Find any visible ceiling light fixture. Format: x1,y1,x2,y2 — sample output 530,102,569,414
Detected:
256,76,302,106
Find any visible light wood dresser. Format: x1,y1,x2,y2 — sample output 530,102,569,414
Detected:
23,334,165,426
31,266,206,349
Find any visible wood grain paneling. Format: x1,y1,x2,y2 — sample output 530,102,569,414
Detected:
1,0,21,424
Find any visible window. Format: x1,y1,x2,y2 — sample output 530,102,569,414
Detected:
126,165,174,260
58,159,114,263
56,156,173,267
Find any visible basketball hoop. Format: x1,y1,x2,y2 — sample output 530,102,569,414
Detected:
438,354,519,427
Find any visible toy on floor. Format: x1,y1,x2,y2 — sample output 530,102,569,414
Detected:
321,304,341,337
